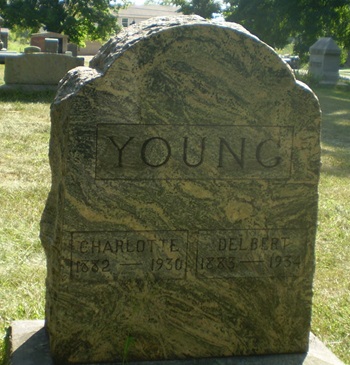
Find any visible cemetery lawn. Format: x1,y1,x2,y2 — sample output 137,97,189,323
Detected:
0,73,349,364
0,76,55,363
312,87,350,364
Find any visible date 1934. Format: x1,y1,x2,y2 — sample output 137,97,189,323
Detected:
197,254,302,277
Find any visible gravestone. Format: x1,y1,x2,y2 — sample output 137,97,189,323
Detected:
40,15,321,364
67,43,78,57
24,46,41,53
45,38,59,53
0,28,9,49
309,37,341,83
31,31,68,53
4,53,84,85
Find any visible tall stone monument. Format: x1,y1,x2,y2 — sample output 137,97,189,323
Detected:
40,15,321,364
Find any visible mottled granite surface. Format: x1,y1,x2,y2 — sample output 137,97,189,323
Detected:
7,321,345,365
40,15,321,364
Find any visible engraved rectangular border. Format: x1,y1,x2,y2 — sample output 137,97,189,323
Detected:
95,124,294,181
196,228,308,279
69,229,189,280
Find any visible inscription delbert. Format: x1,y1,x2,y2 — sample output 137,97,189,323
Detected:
96,124,294,180
197,229,307,278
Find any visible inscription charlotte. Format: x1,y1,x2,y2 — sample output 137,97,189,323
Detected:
96,124,294,180
70,230,188,281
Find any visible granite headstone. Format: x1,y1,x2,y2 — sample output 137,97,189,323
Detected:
309,37,341,83
40,15,321,364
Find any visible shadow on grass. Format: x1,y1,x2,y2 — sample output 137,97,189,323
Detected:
311,86,350,177
320,149,350,178
0,87,56,103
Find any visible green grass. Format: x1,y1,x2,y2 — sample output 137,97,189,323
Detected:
311,87,350,363
0,70,349,364
0,73,55,364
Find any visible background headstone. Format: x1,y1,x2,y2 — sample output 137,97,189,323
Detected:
309,37,341,83
41,15,321,364
67,43,78,57
30,31,68,53
0,28,9,49
44,38,59,53
24,46,41,53
4,53,84,85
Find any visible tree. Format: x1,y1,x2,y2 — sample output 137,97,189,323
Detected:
290,0,350,60
150,0,221,19
0,0,121,46
224,0,291,49
175,0,221,18
224,0,350,61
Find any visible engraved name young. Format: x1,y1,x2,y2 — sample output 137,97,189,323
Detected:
41,16,321,365
96,125,293,180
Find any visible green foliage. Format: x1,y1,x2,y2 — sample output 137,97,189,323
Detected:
224,0,350,62
291,0,350,62
8,26,31,43
172,0,221,18
156,0,220,19
224,0,292,49
294,70,322,88
0,0,121,46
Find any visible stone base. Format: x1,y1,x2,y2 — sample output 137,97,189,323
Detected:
5,320,345,365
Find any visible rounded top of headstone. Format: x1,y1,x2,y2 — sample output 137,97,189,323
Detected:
57,15,310,125
90,15,255,72
89,15,288,77
24,46,41,54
